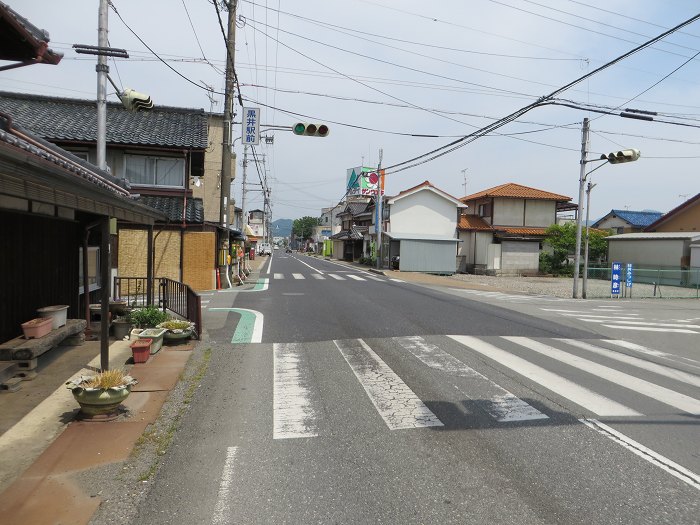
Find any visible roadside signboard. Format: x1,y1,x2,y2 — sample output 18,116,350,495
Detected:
346,166,384,196
611,261,622,297
242,107,260,145
625,263,633,289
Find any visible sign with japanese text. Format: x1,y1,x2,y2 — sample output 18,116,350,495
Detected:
625,263,633,289
242,107,260,145
346,166,384,196
611,261,622,296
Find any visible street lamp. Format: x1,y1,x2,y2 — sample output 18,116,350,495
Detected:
572,117,640,299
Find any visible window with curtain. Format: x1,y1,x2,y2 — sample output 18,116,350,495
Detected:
125,154,185,187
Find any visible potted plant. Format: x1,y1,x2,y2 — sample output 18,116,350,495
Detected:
129,306,170,329
66,369,137,418
130,338,152,363
112,313,134,340
157,319,196,342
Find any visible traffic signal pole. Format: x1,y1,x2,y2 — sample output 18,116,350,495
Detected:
572,118,589,299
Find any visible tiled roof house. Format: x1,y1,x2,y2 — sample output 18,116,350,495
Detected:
593,209,664,234
458,182,572,275
0,91,230,291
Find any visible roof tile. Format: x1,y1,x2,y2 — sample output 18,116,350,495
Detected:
461,182,571,202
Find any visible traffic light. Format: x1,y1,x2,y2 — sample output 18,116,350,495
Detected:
600,149,640,164
119,88,153,112
292,122,329,137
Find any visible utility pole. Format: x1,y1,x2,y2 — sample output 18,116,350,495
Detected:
96,0,108,170
219,0,237,285
375,148,383,270
582,180,597,299
240,145,248,237
572,117,590,299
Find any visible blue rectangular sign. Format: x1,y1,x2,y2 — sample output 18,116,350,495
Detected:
625,263,633,289
611,261,622,296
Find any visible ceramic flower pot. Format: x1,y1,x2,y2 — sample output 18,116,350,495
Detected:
69,385,132,416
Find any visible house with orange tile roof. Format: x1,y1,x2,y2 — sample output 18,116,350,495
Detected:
458,183,572,275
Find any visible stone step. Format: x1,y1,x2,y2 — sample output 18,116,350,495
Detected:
0,362,19,383
1,377,22,393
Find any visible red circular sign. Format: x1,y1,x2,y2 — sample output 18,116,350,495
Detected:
368,172,379,185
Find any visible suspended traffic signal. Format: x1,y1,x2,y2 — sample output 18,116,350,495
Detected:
119,88,153,112
600,149,640,164
292,122,329,137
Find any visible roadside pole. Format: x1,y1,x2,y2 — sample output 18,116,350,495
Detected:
572,118,589,299
375,149,383,270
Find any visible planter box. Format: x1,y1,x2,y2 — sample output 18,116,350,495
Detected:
21,318,53,339
138,328,167,354
37,305,69,329
112,320,134,340
130,338,152,363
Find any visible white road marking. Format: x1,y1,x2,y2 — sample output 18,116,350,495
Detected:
292,273,305,280
580,418,700,491
389,278,405,283
212,446,238,525
606,320,700,329
328,274,345,280
602,325,697,334
604,340,700,369
558,339,700,388
448,335,641,417
366,275,384,281
273,343,319,439
311,274,325,279
560,313,640,320
274,273,284,279
294,257,324,274
347,274,365,281
334,339,443,430
505,337,700,415
395,336,547,422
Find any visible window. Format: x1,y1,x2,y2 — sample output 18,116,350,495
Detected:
478,203,491,217
125,154,185,187
78,246,101,294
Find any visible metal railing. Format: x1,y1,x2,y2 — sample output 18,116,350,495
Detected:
113,276,202,338
586,266,700,298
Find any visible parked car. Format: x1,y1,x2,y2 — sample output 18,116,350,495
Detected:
257,242,272,256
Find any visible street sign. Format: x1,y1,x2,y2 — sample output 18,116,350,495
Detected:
625,263,633,289
242,107,260,145
611,261,622,297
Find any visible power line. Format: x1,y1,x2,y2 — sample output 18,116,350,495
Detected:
382,12,700,174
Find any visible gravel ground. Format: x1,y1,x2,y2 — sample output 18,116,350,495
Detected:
446,273,700,299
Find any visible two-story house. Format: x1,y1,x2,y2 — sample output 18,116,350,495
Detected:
0,91,235,291
458,182,572,275
592,209,663,234
383,181,465,273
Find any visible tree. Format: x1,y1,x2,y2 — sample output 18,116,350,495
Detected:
540,223,609,275
292,216,319,241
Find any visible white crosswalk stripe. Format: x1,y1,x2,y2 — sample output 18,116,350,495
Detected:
269,335,698,440
334,339,443,430
448,335,642,416
292,273,305,280
504,337,700,415
540,307,699,334
394,336,547,422
311,274,325,280
346,274,366,281
273,273,284,279
328,274,345,280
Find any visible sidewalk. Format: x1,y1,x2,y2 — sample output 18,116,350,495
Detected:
0,257,268,525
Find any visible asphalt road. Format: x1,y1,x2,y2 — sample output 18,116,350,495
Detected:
135,253,700,524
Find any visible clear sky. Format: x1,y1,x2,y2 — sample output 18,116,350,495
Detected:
3,0,700,222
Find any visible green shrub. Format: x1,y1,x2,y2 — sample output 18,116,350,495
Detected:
129,306,170,328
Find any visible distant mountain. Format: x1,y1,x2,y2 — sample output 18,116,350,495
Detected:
271,218,293,238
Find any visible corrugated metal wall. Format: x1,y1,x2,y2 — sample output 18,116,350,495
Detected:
399,240,457,273
0,210,80,342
